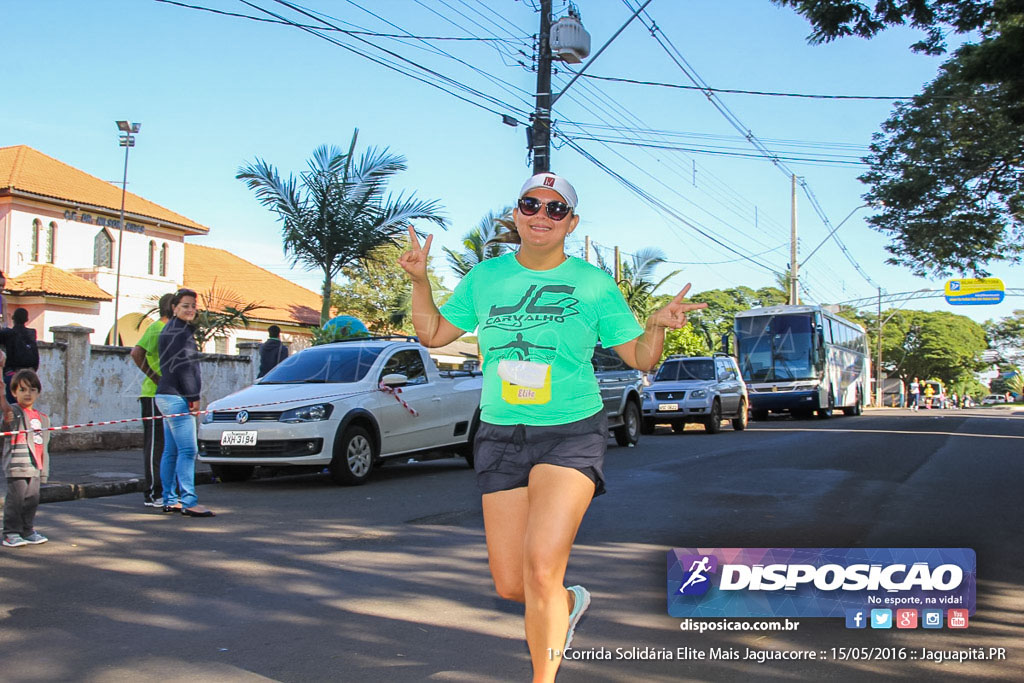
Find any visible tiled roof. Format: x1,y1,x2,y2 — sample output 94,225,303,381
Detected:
5,265,113,301
0,145,208,234
184,243,321,327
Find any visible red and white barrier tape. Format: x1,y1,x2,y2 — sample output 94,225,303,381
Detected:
378,382,419,417
0,387,393,438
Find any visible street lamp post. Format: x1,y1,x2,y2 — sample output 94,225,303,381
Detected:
112,120,140,346
874,288,929,406
799,203,872,270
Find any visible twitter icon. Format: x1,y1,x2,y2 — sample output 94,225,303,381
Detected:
870,609,893,629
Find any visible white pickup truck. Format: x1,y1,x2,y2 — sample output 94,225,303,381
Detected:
198,337,482,485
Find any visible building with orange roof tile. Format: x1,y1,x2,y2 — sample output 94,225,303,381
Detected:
0,145,320,349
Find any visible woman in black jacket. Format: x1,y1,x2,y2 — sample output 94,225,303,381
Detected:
155,288,214,517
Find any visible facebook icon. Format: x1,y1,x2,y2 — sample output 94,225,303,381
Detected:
845,609,867,629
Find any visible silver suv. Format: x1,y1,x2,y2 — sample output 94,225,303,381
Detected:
641,353,748,434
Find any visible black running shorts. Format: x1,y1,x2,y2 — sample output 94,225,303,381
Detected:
473,410,608,496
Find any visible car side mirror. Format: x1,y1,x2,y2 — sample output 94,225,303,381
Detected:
381,373,408,388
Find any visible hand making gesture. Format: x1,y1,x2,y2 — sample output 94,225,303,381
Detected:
398,225,433,284
647,283,707,329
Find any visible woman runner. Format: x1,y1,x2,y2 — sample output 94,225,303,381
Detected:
400,172,705,682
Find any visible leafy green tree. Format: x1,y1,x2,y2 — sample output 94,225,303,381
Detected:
686,286,787,351
985,309,1024,364
237,130,447,324
774,0,1024,276
331,241,447,335
442,207,514,278
664,324,710,358
874,309,988,386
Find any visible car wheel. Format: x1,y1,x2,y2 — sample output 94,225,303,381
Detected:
703,401,722,434
209,464,254,483
671,421,687,434
732,400,748,431
458,409,481,468
817,391,834,419
640,418,655,435
329,426,375,486
751,408,769,422
613,401,641,447
843,390,863,416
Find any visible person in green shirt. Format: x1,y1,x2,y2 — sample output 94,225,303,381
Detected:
130,292,174,508
400,172,706,682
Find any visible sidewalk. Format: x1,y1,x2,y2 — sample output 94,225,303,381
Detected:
0,449,213,505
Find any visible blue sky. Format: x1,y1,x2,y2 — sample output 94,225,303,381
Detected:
4,0,1018,324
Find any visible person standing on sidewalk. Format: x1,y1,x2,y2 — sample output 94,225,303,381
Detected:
156,288,214,518
1,308,40,406
909,377,921,411
130,292,174,508
257,325,288,378
2,370,51,548
399,172,705,682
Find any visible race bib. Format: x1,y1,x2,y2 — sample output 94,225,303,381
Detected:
498,360,552,405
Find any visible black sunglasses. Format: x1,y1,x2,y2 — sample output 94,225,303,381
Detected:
518,196,572,221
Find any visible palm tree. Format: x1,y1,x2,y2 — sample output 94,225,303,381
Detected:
617,248,681,320
443,206,515,278
237,129,447,324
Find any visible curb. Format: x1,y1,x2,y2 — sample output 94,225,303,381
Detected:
31,471,216,505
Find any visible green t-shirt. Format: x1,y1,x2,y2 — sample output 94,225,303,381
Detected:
137,320,166,398
440,253,643,426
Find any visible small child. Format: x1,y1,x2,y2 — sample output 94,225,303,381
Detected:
2,369,50,547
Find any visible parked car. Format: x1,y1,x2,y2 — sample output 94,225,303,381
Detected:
198,337,482,485
591,344,644,447
981,394,1006,405
641,354,748,434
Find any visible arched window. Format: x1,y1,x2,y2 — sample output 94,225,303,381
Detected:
31,219,41,261
46,222,56,263
93,229,113,268
159,243,168,277
148,241,156,275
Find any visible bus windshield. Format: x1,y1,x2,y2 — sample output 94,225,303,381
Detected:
735,314,817,382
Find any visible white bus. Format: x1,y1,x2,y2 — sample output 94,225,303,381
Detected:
734,304,870,420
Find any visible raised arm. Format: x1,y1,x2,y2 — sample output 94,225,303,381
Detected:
398,226,466,348
612,283,707,372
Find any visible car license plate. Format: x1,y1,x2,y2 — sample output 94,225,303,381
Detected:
220,431,257,446
658,403,679,412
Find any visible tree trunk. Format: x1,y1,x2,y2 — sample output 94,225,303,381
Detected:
321,274,332,325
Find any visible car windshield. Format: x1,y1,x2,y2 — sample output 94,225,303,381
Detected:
258,345,385,384
735,314,816,381
655,359,715,381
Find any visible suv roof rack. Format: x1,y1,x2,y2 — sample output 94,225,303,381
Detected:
327,335,419,344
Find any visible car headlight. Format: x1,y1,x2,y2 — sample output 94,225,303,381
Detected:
280,403,334,423
641,391,650,401
201,411,214,424
690,389,707,399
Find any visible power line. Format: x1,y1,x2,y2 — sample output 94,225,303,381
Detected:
153,0,523,40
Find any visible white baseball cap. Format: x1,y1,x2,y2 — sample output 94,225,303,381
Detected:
519,172,578,209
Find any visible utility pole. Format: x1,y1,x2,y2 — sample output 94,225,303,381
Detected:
532,0,553,174
614,245,621,282
876,287,883,407
789,174,798,305
584,234,591,264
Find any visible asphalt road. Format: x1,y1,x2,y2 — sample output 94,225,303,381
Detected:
1,409,1022,682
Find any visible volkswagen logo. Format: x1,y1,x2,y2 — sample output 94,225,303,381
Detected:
236,410,249,424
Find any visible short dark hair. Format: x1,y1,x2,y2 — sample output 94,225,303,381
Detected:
11,369,41,393
158,292,175,318
267,325,281,338
171,288,197,307
12,308,28,325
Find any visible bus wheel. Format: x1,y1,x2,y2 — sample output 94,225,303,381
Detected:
817,392,835,419
842,391,863,416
